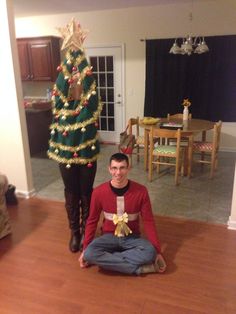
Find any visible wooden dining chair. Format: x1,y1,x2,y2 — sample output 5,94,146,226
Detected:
180,131,194,178
167,112,192,146
127,117,145,166
148,127,185,185
167,113,192,120
192,120,222,178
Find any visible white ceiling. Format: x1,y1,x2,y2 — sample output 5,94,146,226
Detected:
13,0,199,18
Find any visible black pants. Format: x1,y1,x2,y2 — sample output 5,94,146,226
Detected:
59,162,97,197
59,162,97,251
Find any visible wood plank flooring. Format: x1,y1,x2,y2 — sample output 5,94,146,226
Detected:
0,197,236,314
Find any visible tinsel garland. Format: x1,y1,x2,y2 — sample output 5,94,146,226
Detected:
48,152,99,165
49,100,103,132
52,81,97,115
49,133,99,152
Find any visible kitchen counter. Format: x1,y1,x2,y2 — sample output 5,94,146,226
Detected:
24,98,52,110
25,106,52,156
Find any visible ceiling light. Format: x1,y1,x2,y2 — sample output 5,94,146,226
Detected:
169,2,209,56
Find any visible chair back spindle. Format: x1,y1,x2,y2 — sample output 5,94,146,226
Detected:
192,120,222,178
148,127,185,185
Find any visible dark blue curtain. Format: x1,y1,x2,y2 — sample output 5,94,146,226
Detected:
144,35,236,122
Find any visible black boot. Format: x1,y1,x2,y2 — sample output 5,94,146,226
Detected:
64,191,81,253
5,184,18,205
69,230,81,253
80,195,91,251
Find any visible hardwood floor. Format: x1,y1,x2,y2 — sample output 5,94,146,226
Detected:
1,197,236,314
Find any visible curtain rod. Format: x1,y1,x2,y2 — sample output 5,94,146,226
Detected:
141,36,211,42
140,38,160,42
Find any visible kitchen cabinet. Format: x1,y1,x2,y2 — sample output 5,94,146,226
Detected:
25,106,53,156
17,36,61,81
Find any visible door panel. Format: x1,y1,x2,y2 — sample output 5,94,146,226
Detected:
17,41,30,80
29,41,52,81
86,45,124,143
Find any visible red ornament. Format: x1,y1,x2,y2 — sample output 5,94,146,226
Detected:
95,121,99,128
68,78,74,85
62,131,68,137
87,162,93,168
54,115,59,121
73,152,78,158
52,90,58,96
83,100,89,106
57,65,62,72
72,110,80,116
72,66,77,72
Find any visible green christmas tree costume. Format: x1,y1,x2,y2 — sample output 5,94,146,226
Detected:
47,19,103,252
48,48,102,166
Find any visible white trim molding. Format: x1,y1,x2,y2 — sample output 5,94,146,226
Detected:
16,189,36,199
227,217,236,230
220,147,236,153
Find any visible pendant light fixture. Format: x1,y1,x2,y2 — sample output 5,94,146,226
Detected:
169,2,209,56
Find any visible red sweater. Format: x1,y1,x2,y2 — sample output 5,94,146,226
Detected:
83,180,161,253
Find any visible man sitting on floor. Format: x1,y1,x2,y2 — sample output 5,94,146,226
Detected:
79,153,166,275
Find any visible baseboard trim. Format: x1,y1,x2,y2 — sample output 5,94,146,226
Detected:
220,147,236,153
101,144,235,153
16,189,36,199
227,217,236,230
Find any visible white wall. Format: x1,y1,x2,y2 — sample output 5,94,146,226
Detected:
15,1,236,152
0,0,34,197
228,163,236,229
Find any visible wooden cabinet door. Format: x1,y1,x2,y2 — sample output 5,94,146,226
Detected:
17,40,31,80
17,37,60,82
28,40,53,81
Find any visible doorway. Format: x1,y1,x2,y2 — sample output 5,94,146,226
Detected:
86,44,125,143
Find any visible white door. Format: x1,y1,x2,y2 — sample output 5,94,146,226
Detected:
86,45,124,143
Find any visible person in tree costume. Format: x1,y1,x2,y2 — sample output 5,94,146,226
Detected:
48,18,103,253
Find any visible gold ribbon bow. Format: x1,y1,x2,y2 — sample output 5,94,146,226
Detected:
112,212,132,237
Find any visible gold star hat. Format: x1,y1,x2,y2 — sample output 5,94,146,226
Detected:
57,18,89,51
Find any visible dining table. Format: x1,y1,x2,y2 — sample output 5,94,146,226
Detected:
140,118,215,171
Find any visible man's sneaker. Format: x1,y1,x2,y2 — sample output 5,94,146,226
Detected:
139,258,167,274
139,263,156,274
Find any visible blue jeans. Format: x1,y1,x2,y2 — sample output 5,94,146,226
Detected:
84,233,156,275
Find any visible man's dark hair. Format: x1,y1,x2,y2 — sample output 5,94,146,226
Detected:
109,153,129,166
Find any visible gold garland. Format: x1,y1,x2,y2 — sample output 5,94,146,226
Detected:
52,81,97,116
51,51,97,120
65,50,86,65
74,65,92,83
49,134,98,152
59,50,91,83
60,63,91,85
48,151,99,165
49,100,103,132
112,213,132,237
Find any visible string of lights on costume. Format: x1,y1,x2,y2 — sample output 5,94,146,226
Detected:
47,18,103,169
